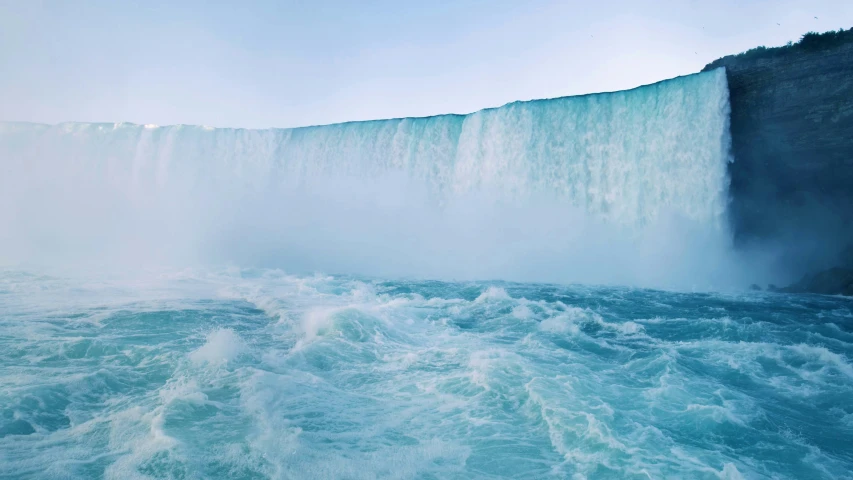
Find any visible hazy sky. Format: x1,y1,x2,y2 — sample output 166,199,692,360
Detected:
2,0,851,128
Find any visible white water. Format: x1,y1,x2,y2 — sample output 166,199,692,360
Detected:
0,69,742,288
2,268,851,479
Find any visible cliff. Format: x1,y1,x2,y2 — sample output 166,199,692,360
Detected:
703,28,853,279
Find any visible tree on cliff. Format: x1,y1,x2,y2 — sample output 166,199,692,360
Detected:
703,27,853,71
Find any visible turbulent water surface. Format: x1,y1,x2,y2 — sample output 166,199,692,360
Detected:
1,268,851,479
1,67,847,479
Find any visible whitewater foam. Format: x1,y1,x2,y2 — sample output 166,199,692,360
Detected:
2,269,852,478
190,328,247,365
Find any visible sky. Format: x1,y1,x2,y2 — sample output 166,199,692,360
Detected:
1,0,851,129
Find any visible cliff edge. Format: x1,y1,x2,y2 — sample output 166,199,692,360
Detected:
703,28,853,283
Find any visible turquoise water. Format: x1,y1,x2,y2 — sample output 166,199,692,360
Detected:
2,268,851,479
0,68,846,478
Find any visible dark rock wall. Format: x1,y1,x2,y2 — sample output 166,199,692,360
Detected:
703,31,853,276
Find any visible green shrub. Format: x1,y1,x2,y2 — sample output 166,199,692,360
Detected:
703,27,853,71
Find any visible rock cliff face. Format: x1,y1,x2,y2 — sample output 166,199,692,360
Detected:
703,29,853,278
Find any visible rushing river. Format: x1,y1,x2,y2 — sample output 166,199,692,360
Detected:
2,268,851,479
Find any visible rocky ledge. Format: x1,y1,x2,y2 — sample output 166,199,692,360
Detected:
703,28,853,278
762,246,853,296
769,267,853,296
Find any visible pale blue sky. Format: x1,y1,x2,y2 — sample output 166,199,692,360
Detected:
2,0,851,128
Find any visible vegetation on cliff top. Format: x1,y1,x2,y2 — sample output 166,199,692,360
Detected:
703,27,853,71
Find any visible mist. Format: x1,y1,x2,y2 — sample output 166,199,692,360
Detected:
0,163,763,290
0,69,769,290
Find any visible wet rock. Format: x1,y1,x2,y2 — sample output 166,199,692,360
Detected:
704,29,853,276
778,267,853,296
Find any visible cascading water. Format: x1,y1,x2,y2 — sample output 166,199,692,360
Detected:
0,69,735,287
2,68,852,480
